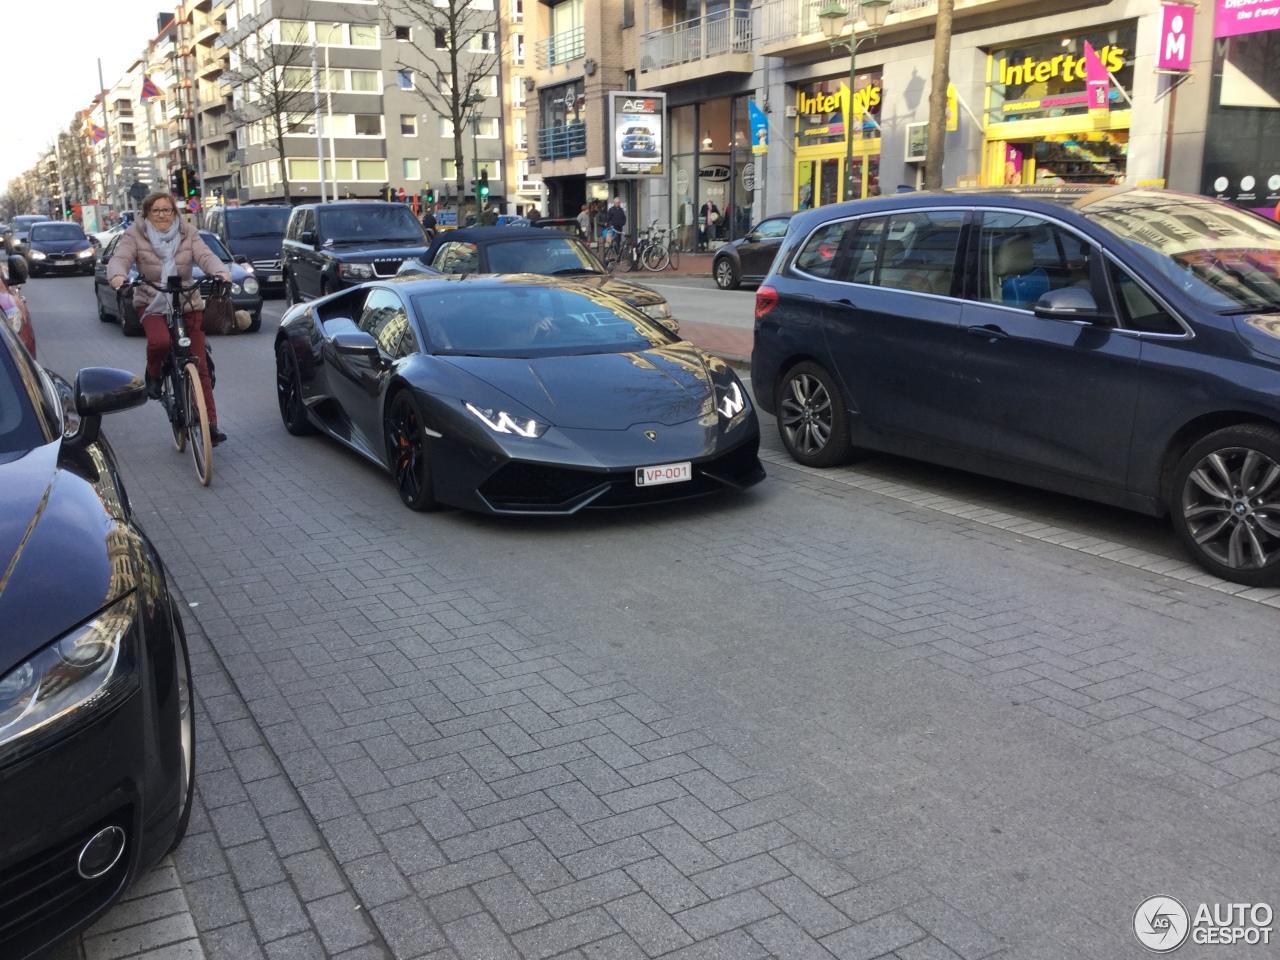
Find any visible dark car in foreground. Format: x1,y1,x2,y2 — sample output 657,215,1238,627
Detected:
204,204,291,297
404,227,679,333
282,201,430,305
753,186,1280,585
0,323,194,959
26,222,96,277
275,274,763,513
713,213,795,290
93,231,263,334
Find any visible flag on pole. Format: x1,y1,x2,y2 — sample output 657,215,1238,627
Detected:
140,75,162,100
90,123,107,143
1083,42,1111,118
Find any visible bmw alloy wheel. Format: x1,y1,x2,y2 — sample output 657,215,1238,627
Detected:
776,362,852,467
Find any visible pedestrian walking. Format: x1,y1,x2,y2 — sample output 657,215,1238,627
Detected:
576,204,590,239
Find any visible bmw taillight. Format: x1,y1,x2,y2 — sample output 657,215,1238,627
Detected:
755,285,778,321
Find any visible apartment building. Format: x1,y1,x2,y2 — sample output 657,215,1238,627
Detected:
219,0,506,207
184,0,237,201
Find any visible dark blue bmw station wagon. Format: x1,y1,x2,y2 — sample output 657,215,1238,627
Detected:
752,187,1280,586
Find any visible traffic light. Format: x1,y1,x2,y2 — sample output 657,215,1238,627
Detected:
184,168,197,198
424,186,434,206
64,204,73,218
477,170,489,202
170,168,183,195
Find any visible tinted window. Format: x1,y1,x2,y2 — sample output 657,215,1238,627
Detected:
432,242,479,274
485,237,600,275
794,222,849,279
877,211,964,295
0,343,46,461
975,212,1093,309
317,206,425,243
1109,261,1183,334
30,223,86,241
410,286,673,358
833,217,886,285
358,288,415,357
754,219,790,239
226,207,292,239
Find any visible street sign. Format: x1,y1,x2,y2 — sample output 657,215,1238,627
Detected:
187,198,200,212
129,182,149,201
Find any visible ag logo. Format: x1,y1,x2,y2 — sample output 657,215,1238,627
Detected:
1134,896,1189,952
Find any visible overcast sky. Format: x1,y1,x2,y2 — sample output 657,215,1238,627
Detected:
3,1,168,189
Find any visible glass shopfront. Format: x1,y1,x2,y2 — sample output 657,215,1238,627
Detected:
792,73,882,210
982,25,1135,186
1201,19,1280,220
669,95,756,251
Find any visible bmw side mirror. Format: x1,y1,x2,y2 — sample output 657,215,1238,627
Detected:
70,367,147,447
1033,287,1110,325
7,254,28,285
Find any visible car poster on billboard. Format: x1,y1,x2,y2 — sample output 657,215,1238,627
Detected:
608,91,666,179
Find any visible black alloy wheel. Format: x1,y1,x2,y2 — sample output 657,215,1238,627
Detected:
275,342,315,436
1171,424,1280,586
96,285,112,323
776,361,853,468
714,257,740,290
385,392,439,511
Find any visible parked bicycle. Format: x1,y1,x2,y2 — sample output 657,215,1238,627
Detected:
640,222,680,272
119,276,229,486
601,227,630,273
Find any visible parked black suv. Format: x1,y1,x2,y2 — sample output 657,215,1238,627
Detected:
205,204,291,297
281,202,429,305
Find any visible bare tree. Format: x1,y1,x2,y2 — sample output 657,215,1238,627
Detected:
59,116,95,205
379,0,502,205
225,11,319,202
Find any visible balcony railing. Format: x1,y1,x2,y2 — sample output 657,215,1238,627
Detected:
534,26,585,70
641,13,753,72
536,122,586,160
759,0,928,45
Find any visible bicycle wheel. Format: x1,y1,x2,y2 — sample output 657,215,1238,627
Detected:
183,363,213,486
667,241,680,271
164,365,186,453
644,243,670,272
602,243,621,273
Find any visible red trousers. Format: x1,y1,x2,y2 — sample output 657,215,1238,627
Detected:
141,312,218,426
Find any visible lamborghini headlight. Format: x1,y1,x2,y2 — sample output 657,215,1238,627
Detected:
0,593,140,758
465,403,550,438
717,381,750,429
639,301,671,321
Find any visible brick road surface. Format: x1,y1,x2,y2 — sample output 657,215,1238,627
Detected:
27,279,1280,960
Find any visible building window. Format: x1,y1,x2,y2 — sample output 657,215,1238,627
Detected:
403,158,421,179
514,117,527,151
287,158,320,180
279,19,309,43
476,159,501,181
357,159,388,181
354,115,383,136
468,32,495,52
476,117,499,138
315,22,344,45
623,0,634,28
398,70,414,90
513,76,526,107
350,24,377,46
434,29,448,50
512,0,523,21
513,34,524,65
395,25,411,41
400,114,417,136
351,70,379,92
442,159,458,180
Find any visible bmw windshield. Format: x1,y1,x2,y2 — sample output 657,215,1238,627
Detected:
411,285,674,358
29,224,87,242
1086,193,1280,314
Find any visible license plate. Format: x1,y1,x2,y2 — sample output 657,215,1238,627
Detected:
268,274,283,282
636,462,691,487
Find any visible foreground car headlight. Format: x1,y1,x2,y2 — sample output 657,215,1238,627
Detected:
717,381,750,428
241,276,259,296
0,592,140,758
77,247,95,258
341,262,374,280
29,250,46,260
465,402,550,438
639,301,672,321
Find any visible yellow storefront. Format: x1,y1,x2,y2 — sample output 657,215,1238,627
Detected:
793,74,882,209
980,24,1135,187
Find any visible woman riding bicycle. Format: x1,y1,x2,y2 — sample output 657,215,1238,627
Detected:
108,192,232,445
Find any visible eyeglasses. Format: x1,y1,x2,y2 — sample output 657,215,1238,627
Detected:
151,208,176,216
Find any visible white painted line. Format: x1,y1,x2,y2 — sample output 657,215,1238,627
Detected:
758,448,1280,610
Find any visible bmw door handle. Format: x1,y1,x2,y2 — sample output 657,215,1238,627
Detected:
966,324,1008,341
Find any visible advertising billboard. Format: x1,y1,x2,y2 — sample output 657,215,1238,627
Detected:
608,91,666,179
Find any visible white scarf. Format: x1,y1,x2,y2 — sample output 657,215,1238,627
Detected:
143,219,182,318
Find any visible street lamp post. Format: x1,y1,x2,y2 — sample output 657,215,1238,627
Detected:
325,22,341,201
818,0,892,202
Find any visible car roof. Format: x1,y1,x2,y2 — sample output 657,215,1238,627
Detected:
433,226,581,245
383,273,603,294
297,200,407,212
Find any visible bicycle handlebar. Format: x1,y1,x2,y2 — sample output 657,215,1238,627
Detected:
118,276,232,296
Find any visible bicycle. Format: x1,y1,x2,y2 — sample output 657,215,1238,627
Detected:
640,222,677,272
119,276,229,486
601,227,629,273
